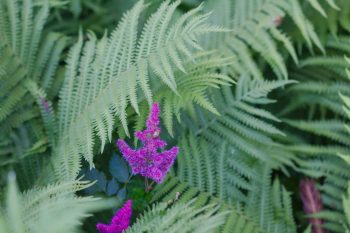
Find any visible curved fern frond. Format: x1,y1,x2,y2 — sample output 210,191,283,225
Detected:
152,176,264,233
171,134,296,232
201,0,337,81
0,0,66,168
176,134,255,203
126,199,228,233
280,38,350,233
246,166,296,233
53,0,228,180
0,172,112,233
155,52,234,135
342,182,350,231
186,79,295,168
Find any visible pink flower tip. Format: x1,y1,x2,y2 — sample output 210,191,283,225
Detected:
116,102,179,183
96,199,132,233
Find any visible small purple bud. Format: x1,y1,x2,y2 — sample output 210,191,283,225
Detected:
40,97,50,113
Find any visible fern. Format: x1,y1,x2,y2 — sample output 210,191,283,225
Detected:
343,182,350,231
152,176,264,233
185,79,296,168
0,172,112,233
131,51,234,136
279,35,350,233
2,0,350,232
245,166,296,233
167,133,296,232
126,200,227,233
52,0,228,181
0,0,66,172
201,0,338,81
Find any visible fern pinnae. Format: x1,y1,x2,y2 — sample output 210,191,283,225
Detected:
20,0,33,61
238,24,287,79
190,134,204,191
270,27,299,65
52,0,230,179
39,34,67,89
27,1,48,73
216,142,227,200
57,32,83,138
22,178,93,209
6,0,20,53
6,172,25,233
75,37,96,115
3,1,348,232
136,0,169,58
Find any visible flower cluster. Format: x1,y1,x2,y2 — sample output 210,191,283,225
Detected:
117,102,179,183
299,179,326,233
96,200,132,233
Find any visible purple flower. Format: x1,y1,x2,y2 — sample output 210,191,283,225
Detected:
300,179,327,233
96,200,132,233
117,102,179,183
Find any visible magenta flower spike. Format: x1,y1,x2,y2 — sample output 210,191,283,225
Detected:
117,102,179,184
96,200,132,233
300,179,327,233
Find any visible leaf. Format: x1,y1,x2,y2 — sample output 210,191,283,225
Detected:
303,225,312,233
118,188,127,201
106,178,119,196
83,168,107,194
109,153,130,183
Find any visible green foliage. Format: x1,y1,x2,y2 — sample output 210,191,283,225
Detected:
152,176,264,233
279,35,350,232
0,172,113,233
126,200,227,233
53,0,229,181
343,182,350,231
1,0,350,232
201,0,338,80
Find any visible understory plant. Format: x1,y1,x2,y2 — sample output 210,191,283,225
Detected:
1,0,350,232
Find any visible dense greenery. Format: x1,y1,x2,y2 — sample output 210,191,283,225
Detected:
1,0,350,232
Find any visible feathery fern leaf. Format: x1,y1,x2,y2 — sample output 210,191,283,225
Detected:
246,166,296,233
0,172,113,233
186,79,296,168
201,0,337,81
0,0,66,169
53,0,228,180
152,176,264,233
126,199,228,233
280,37,350,233
342,182,350,231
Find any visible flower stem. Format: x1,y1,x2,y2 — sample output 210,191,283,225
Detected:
145,177,152,192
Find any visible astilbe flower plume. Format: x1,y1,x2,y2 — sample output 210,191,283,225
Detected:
96,200,132,233
300,179,327,233
117,102,179,183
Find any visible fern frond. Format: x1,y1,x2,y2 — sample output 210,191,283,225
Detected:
0,0,66,169
285,120,350,146
0,172,112,233
202,0,333,81
342,182,350,231
279,51,350,231
152,176,264,233
53,0,228,180
246,166,296,233
155,52,233,135
126,199,228,233
188,79,295,168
